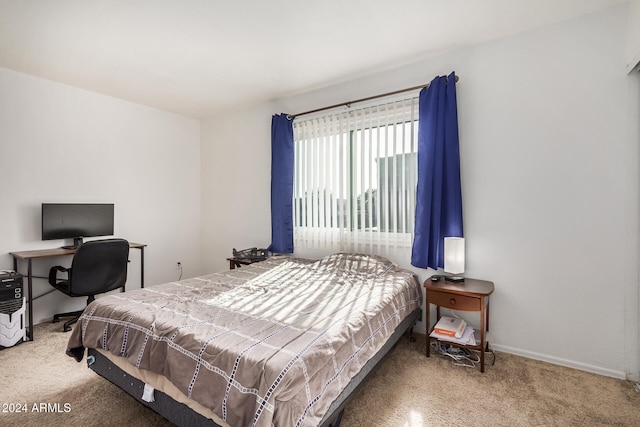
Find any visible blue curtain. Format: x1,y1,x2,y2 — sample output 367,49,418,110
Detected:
411,72,463,269
268,114,294,254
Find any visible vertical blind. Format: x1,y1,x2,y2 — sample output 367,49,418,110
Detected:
292,95,419,253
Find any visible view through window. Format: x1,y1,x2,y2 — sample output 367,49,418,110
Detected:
292,95,419,251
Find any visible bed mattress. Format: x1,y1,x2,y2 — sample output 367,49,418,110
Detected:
67,253,423,427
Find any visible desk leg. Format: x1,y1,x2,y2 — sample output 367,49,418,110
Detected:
27,259,33,341
12,256,33,341
480,297,486,373
140,246,145,288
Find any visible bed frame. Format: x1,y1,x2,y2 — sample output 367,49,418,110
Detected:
86,308,421,427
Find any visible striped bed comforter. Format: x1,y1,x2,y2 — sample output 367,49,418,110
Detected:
66,253,422,427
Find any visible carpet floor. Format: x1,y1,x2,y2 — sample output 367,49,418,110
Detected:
1,322,639,426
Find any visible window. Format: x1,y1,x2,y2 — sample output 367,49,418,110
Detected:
293,95,419,252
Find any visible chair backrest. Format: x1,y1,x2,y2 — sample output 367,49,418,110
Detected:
68,238,130,297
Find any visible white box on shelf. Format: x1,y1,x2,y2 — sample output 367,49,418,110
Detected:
433,315,466,338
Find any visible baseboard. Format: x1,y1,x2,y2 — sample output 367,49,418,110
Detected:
491,343,627,380
415,331,630,380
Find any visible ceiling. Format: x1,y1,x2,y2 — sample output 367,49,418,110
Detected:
0,0,625,118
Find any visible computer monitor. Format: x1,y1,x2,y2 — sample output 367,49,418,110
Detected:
41,203,114,249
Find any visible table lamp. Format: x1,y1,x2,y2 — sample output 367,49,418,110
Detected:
444,237,465,283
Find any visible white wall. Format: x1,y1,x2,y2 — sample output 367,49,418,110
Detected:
459,5,637,380
201,104,274,273
0,67,203,325
201,4,639,379
627,0,640,72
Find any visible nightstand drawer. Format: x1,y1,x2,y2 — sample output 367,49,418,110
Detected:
428,291,481,311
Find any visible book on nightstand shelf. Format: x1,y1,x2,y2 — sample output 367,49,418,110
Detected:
430,325,476,346
433,316,466,338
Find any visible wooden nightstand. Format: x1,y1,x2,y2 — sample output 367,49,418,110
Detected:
424,278,495,373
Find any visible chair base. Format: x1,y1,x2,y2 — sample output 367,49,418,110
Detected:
52,310,83,332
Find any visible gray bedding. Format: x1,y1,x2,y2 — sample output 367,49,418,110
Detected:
66,253,423,427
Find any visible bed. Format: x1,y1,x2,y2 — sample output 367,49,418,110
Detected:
66,253,423,427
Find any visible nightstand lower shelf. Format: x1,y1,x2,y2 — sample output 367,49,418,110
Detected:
424,278,495,373
428,330,496,369
428,329,493,353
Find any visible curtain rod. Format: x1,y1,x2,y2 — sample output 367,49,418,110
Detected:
289,75,459,119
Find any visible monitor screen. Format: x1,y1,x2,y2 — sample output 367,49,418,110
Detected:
42,203,114,243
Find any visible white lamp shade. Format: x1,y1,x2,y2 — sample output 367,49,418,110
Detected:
444,237,465,275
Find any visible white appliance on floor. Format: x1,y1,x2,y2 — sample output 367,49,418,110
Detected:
0,271,26,348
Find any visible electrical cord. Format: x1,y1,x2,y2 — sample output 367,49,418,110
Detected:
433,309,497,368
431,341,480,368
430,340,496,369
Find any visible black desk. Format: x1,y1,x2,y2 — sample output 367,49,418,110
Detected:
10,242,146,341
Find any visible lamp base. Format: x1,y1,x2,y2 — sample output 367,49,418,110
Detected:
445,275,465,283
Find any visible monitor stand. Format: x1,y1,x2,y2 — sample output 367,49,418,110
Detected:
62,237,84,250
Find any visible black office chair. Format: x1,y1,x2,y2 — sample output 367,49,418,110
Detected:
49,238,129,332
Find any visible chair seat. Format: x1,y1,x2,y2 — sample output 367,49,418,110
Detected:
51,280,71,295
